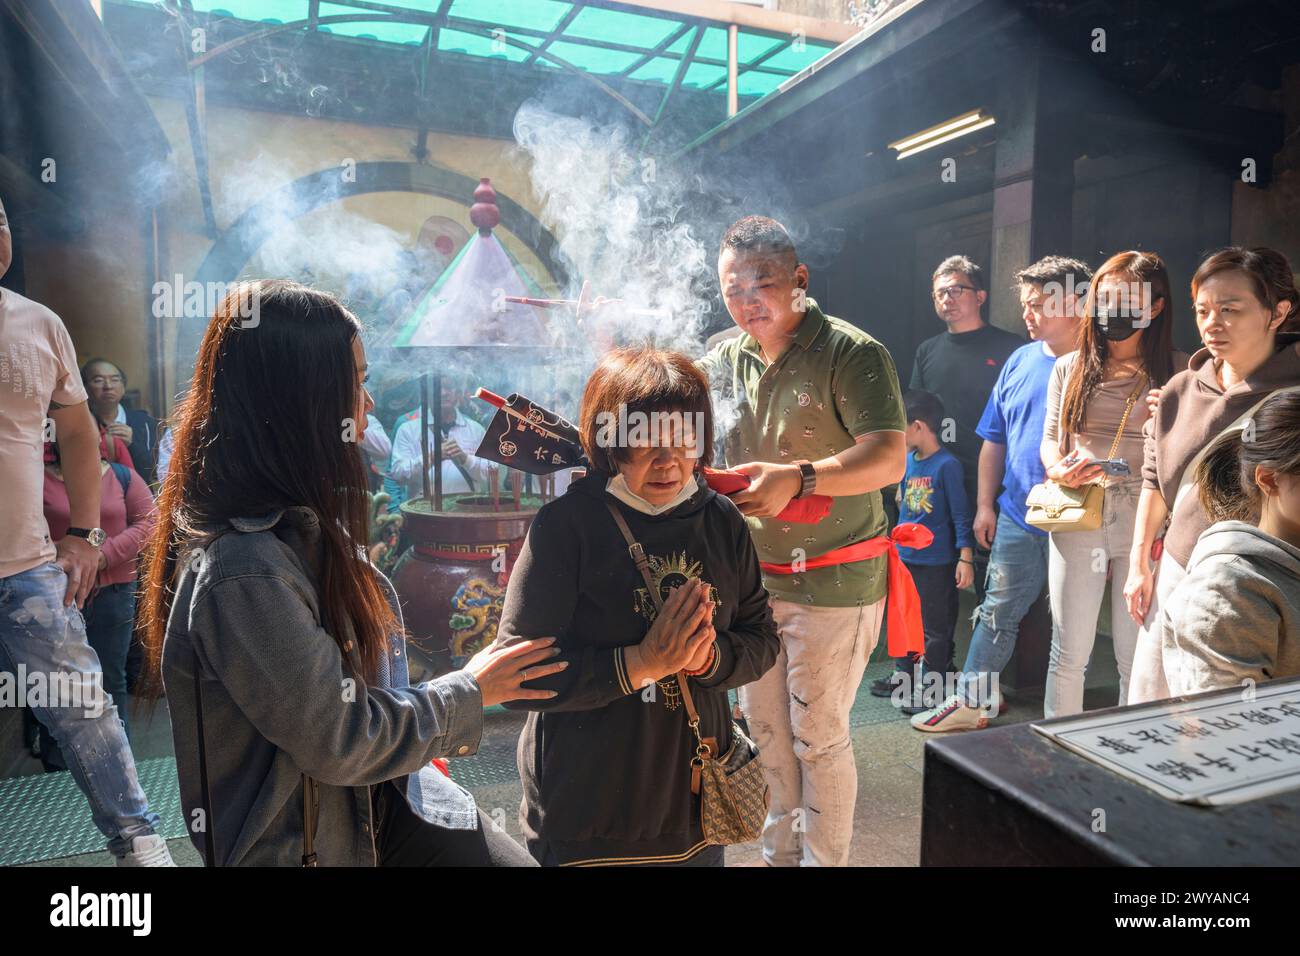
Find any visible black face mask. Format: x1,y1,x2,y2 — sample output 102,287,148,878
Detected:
1093,298,1155,342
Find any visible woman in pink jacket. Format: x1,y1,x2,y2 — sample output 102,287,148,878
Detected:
39,439,156,769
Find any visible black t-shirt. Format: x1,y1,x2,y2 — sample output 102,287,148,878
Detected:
909,324,1025,497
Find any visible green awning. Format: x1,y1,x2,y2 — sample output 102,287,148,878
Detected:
130,0,840,103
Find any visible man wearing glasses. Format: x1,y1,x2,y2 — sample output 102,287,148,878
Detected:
872,257,1021,700
910,258,1024,522
82,358,160,485
912,255,1092,732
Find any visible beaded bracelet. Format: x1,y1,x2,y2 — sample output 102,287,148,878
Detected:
684,641,718,677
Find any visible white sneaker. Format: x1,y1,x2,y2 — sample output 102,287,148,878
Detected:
116,834,176,867
910,694,989,733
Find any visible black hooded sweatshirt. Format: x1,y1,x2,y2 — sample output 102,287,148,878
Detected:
494,470,780,866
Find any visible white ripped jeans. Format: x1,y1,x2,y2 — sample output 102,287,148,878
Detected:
737,597,883,867
1044,481,1142,718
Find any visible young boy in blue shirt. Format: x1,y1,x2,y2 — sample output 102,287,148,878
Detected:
887,389,975,713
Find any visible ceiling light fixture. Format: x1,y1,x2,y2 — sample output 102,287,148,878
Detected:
888,109,996,160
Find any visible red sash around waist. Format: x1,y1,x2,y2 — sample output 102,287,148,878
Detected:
759,523,934,658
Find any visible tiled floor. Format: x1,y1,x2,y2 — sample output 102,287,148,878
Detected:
4,588,1126,866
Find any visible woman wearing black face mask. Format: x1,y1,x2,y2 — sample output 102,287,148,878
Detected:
1039,252,1188,717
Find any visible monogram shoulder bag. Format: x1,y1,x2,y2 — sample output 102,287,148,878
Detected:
1026,374,1147,533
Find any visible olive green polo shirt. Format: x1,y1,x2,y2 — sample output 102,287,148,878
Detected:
699,300,906,607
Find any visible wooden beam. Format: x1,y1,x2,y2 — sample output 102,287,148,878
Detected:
607,0,858,44
702,35,793,93
727,23,738,117
672,0,994,161
172,1,218,237
1,0,171,166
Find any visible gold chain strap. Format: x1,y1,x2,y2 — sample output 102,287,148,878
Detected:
1104,374,1149,462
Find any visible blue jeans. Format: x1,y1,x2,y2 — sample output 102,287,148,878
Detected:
958,513,1049,706
0,563,160,855
39,582,137,770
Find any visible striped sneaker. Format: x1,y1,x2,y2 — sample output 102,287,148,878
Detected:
910,694,989,733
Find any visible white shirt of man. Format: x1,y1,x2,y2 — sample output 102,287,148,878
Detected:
0,288,88,578
388,409,495,498
359,413,391,463
155,425,174,486
159,414,394,488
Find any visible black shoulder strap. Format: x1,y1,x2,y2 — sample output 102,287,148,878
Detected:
301,777,319,867
601,500,707,745
192,662,217,867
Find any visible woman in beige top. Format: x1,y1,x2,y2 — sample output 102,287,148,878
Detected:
1040,251,1188,717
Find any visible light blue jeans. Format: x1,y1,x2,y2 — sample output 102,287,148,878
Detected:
957,512,1049,707
0,562,160,856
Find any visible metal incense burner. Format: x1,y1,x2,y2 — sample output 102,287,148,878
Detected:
379,177,581,680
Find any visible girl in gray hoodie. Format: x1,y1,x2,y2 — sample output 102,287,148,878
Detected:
1162,389,1300,695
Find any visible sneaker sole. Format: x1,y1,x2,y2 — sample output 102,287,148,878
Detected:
911,713,989,733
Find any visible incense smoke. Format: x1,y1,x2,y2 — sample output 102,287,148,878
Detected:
513,100,759,441
513,101,716,356
216,154,412,306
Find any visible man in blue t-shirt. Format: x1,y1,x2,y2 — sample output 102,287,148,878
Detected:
913,255,1092,733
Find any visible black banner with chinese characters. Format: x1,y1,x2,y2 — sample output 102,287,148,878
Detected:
475,392,585,475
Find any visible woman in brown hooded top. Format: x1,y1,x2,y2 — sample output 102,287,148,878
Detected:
1124,247,1300,703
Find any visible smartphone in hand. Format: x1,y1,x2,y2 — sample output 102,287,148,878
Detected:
1078,457,1131,477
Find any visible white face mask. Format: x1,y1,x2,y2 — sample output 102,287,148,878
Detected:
606,472,698,516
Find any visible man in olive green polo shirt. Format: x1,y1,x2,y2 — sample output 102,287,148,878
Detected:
698,216,907,866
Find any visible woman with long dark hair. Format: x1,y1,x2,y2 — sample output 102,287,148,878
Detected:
141,279,557,866
1039,251,1188,716
1124,247,1300,703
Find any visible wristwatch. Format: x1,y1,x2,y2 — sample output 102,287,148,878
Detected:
791,460,817,499
66,527,107,548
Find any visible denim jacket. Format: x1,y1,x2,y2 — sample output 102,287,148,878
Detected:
161,506,483,866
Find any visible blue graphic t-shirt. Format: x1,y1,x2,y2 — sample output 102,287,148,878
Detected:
897,446,974,565
976,341,1058,535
